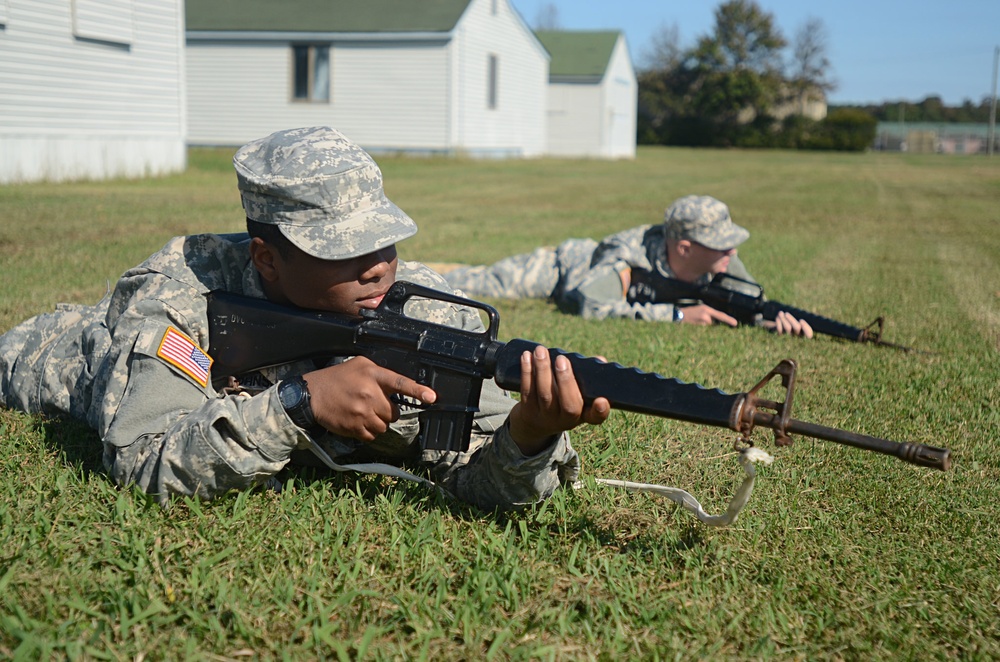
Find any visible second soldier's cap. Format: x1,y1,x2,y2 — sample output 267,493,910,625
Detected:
663,195,750,250
233,126,417,260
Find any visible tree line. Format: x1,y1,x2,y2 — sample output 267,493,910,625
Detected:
635,0,880,150
533,1,994,151
834,97,996,124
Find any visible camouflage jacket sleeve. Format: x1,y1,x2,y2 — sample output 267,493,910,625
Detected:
565,225,679,321
570,262,679,321
91,271,309,504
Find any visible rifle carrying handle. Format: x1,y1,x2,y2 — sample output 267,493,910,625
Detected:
373,280,501,343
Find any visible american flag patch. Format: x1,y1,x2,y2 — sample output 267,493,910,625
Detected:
157,327,213,387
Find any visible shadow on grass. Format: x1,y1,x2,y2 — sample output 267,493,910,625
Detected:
35,418,484,519
522,508,707,557
276,459,498,521
263,452,716,555
36,417,712,555
39,415,105,477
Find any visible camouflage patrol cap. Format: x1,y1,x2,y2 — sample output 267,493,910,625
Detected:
663,195,750,250
233,126,417,260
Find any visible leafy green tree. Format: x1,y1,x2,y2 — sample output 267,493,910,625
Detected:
686,0,787,139
805,108,877,151
700,0,787,73
638,0,789,147
636,22,690,144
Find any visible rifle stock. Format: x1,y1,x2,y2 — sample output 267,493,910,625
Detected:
205,281,950,470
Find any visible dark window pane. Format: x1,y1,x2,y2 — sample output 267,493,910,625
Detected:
293,46,309,99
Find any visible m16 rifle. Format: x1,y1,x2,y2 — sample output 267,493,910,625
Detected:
206,281,949,470
627,270,918,352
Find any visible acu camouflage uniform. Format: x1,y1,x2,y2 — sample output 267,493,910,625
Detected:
0,127,579,510
445,195,757,322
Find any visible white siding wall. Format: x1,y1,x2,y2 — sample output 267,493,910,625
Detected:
546,84,603,157
331,43,450,149
604,35,637,159
0,0,187,183
187,40,451,150
546,34,636,159
450,0,547,157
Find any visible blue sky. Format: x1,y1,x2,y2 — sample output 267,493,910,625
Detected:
509,0,1000,106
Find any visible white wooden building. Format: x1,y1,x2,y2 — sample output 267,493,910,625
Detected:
0,0,187,184
536,30,637,159
185,0,549,157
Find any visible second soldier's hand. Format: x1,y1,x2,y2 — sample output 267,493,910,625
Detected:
679,303,738,327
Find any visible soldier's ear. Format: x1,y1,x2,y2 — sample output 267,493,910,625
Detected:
249,237,280,283
674,239,693,258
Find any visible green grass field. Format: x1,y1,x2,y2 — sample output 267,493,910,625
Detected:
1,146,998,660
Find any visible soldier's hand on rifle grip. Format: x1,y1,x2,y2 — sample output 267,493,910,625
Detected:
303,358,437,442
679,304,739,327
508,345,611,456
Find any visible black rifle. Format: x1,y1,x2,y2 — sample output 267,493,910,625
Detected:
627,269,917,352
205,281,950,470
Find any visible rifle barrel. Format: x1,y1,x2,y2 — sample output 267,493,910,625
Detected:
751,411,951,471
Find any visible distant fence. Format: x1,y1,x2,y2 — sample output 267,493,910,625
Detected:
874,122,998,155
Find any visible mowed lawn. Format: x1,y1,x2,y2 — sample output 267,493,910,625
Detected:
1,146,998,659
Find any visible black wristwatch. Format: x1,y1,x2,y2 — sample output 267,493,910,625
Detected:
277,375,321,435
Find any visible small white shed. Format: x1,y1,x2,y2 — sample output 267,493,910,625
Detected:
185,0,549,157
0,0,187,184
536,30,637,159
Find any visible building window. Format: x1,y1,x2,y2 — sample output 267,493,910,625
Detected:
73,0,133,47
487,54,498,109
293,45,330,102
491,0,498,15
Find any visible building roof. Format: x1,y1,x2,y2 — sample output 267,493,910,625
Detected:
185,0,473,33
534,30,620,83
